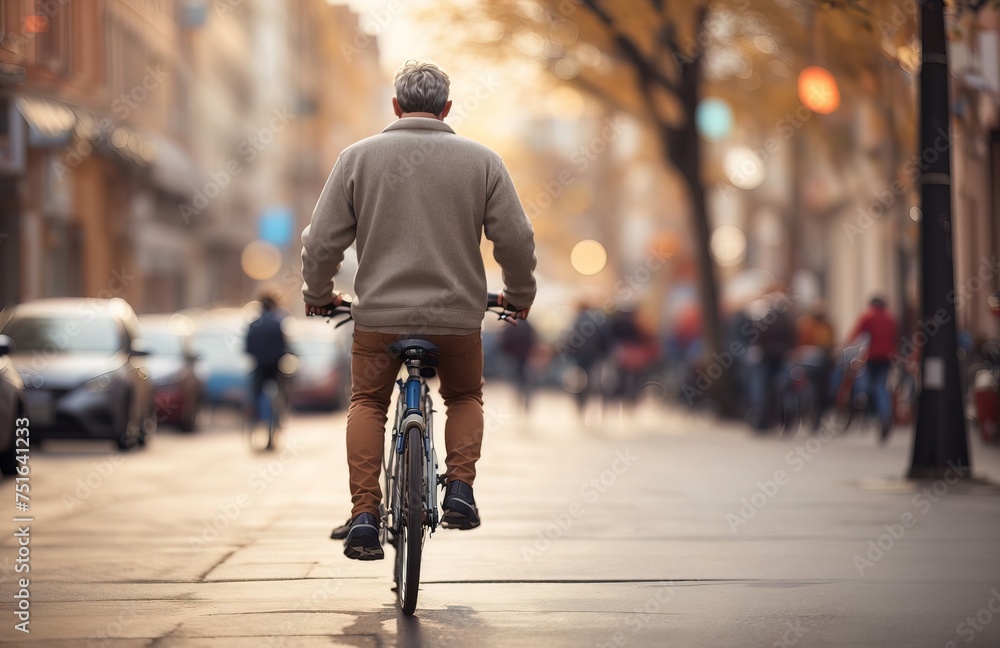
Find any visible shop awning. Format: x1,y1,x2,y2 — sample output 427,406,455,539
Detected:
142,132,200,197
15,96,75,147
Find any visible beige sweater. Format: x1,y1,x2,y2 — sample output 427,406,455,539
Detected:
301,118,537,333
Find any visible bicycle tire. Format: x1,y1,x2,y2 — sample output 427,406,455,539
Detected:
821,406,852,434
265,391,280,451
774,385,796,436
396,425,424,615
265,414,276,451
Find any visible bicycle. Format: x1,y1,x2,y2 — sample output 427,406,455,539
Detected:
820,335,897,441
776,346,827,436
245,370,287,452
311,292,518,615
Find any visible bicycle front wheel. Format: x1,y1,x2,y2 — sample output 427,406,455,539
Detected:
395,426,425,615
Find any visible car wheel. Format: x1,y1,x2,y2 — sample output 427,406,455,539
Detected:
138,407,156,446
116,394,140,452
180,397,200,433
116,430,138,451
0,409,18,476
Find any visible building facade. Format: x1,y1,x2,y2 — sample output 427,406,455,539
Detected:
0,1,388,314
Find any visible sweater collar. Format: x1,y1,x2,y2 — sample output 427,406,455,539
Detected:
382,118,455,134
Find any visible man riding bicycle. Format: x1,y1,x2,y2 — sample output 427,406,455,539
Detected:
245,292,290,422
301,60,537,561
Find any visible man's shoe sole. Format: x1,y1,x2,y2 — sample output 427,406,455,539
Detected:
344,542,385,560
441,507,480,530
343,522,384,560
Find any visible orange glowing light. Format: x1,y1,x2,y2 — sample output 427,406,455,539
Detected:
24,15,49,33
797,66,840,115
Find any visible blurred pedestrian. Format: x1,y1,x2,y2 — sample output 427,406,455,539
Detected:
797,303,835,351
747,290,796,431
610,309,658,407
845,296,899,441
564,302,613,416
500,316,537,411
796,302,836,415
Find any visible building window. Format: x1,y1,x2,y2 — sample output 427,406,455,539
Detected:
1,2,24,54
27,0,72,73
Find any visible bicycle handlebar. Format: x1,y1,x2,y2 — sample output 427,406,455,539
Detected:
307,299,354,328
308,293,521,326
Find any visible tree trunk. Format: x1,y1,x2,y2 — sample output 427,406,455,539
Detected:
908,0,971,478
661,6,736,416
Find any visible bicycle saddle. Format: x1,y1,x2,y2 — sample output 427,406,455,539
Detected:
389,339,440,367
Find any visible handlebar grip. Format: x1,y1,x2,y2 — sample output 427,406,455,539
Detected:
486,292,519,312
309,300,352,318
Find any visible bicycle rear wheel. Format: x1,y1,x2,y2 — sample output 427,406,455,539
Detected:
395,426,425,615
265,391,281,451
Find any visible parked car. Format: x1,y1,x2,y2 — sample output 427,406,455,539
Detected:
0,298,155,450
189,309,253,409
139,314,205,432
0,335,25,475
285,318,352,411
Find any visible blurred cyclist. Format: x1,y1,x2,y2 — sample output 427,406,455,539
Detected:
301,60,537,560
845,296,899,441
244,291,290,421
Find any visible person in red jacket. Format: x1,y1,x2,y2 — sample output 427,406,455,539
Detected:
845,296,899,441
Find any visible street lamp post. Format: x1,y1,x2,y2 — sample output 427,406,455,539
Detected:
908,0,971,479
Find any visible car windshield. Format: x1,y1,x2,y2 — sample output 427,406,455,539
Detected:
143,331,184,357
2,313,121,354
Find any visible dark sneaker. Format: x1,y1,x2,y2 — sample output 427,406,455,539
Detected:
442,480,480,530
329,518,352,540
343,513,384,560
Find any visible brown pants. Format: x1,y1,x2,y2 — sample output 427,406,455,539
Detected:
347,330,484,518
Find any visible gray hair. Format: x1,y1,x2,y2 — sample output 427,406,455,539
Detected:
394,60,450,115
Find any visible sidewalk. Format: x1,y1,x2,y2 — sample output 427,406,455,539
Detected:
2,385,999,647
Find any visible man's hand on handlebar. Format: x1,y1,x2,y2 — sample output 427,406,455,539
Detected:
496,291,530,326
305,293,344,317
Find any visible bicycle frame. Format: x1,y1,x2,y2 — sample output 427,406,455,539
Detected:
382,360,441,545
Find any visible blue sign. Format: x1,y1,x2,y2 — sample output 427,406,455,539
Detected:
259,206,294,247
696,98,733,142
181,0,208,28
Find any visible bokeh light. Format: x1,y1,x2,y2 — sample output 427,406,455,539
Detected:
241,240,282,280
724,146,766,189
710,225,747,267
570,239,608,276
696,98,733,141
798,66,840,114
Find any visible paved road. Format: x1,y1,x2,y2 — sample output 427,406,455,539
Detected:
2,385,1000,647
